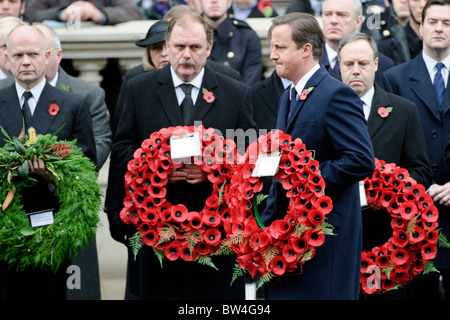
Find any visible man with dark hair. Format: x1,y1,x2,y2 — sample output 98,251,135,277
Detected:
262,12,375,300
383,0,450,300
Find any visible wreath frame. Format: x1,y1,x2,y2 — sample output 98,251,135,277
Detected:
360,158,449,295
219,130,334,287
121,125,238,269
0,128,101,272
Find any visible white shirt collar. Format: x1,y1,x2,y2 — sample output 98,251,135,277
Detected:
48,71,59,87
422,51,450,86
170,66,204,90
290,63,321,100
16,77,46,103
360,86,375,120
325,42,338,68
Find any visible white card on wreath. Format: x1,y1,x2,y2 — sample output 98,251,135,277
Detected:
359,181,368,207
252,152,281,177
28,209,54,228
170,131,201,159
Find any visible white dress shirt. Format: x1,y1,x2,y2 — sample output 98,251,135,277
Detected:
15,78,46,115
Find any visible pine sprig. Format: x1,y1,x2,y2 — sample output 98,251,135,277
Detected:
256,272,274,290
129,231,144,260
214,233,244,256
195,255,218,270
437,229,450,248
230,261,246,286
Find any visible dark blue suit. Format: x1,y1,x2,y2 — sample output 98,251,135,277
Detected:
382,53,450,270
262,65,375,299
320,45,395,85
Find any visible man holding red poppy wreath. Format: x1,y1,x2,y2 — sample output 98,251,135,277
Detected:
0,25,96,300
338,31,433,299
382,0,450,300
261,12,375,300
110,9,256,299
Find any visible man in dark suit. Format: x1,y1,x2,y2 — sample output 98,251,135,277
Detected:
200,0,263,85
109,9,257,299
320,0,394,84
0,25,96,300
262,12,375,300
339,32,432,299
382,0,450,300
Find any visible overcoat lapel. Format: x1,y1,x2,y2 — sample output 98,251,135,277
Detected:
189,66,217,125
0,84,23,137
285,66,329,132
156,66,183,126
367,84,388,138
409,56,442,122
29,83,61,134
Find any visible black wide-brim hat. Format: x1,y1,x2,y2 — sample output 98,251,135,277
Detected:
135,20,169,47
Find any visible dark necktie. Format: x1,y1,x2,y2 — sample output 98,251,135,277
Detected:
288,88,298,123
434,62,446,108
331,58,340,75
180,84,193,125
22,91,33,130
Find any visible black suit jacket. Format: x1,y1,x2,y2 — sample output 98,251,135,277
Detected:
251,69,285,134
368,84,432,187
362,84,433,252
109,64,256,299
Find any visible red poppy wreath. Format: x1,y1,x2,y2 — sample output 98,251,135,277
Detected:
120,125,237,269
219,130,334,287
360,158,449,295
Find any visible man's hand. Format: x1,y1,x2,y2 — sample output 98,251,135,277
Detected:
428,182,450,206
28,155,52,183
60,1,105,23
167,164,208,184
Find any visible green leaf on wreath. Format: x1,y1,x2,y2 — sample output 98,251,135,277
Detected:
256,272,274,290
422,260,440,275
20,225,35,236
230,261,246,286
437,229,450,248
195,255,218,270
129,231,144,261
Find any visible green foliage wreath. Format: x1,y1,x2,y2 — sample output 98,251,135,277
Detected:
0,128,101,272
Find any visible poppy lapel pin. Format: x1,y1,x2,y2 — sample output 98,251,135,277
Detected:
299,86,314,101
378,106,393,118
49,101,60,116
202,88,215,103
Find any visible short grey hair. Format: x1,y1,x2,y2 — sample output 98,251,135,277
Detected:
337,32,378,61
322,0,363,19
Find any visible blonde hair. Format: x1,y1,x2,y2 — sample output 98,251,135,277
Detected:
0,16,27,42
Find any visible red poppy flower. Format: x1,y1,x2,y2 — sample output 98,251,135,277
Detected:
391,248,409,265
180,242,197,262
307,208,325,226
142,229,159,246
196,242,211,255
421,205,439,223
203,91,215,103
291,235,308,253
398,201,417,220
377,106,389,118
203,228,221,246
305,228,325,247
409,225,426,244
392,228,408,248
164,242,181,261
202,211,222,227
48,103,59,115
269,256,287,276
171,204,188,223
421,242,437,260
426,229,439,243
282,244,299,263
